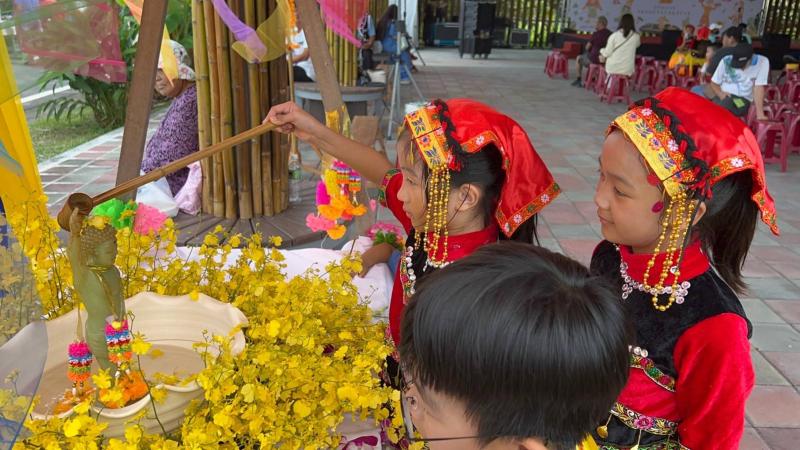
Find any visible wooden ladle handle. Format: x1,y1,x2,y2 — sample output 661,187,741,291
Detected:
57,122,278,231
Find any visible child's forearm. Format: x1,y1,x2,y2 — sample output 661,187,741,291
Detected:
361,242,395,269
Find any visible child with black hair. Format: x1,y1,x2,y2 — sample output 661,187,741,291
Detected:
399,241,631,450
265,99,559,351
592,87,779,449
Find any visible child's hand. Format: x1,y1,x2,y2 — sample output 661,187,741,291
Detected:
357,242,395,278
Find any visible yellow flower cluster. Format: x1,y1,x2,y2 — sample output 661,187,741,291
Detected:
2,195,395,448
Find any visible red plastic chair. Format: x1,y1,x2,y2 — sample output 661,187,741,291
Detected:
752,119,790,172
784,81,800,104
680,76,699,90
635,65,658,92
651,68,678,94
584,63,603,91
560,41,583,59
601,74,632,104
765,85,782,102
785,112,800,154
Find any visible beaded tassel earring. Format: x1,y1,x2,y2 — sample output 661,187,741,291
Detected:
105,318,133,379
642,190,697,312
67,307,92,397
423,165,451,267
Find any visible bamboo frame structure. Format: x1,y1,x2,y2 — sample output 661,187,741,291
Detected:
192,0,292,218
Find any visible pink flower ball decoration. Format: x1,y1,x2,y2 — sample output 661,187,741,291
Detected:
306,213,336,232
133,203,168,235
316,180,331,206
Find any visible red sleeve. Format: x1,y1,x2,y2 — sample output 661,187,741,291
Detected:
379,169,412,233
673,313,754,449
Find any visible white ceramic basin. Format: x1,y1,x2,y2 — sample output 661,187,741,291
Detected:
28,292,247,437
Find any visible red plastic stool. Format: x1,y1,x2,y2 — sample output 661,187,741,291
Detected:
584,63,603,91
601,74,631,104
635,65,658,92
593,66,608,94
753,120,790,172
545,51,556,75
547,52,569,79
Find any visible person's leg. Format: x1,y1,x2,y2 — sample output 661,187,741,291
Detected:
293,66,313,82
690,85,705,96
573,54,587,86
400,50,412,80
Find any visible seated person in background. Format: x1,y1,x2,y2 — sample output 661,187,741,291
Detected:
676,24,698,50
141,41,198,196
699,42,722,80
572,16,612,87
691,26,741,98
290,19,316,82
399,242,630,449
599,13,640,78
709,43,769,118
358,12,378,73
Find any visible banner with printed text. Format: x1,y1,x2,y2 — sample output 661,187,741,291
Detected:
567,0,763,34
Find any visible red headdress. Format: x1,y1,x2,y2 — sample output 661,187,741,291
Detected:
403,98,560,247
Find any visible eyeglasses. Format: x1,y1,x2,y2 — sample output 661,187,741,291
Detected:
398,373,487,445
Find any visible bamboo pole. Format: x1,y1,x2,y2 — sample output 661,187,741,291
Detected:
203,0,224,216
214,11,237,218
258,0,274,215
230,0,253,219
277,47,290,212
245,0,263,216
270,48,282,214
193,0,213,214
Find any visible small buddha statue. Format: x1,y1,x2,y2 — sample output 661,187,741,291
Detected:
67,209,126,372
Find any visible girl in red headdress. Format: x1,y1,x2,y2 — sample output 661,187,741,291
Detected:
265,99,559,350
591,87,779,449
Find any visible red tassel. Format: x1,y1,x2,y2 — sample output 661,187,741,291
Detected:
647,173,660,186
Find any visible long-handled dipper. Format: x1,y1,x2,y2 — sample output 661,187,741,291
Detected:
56,122,278,231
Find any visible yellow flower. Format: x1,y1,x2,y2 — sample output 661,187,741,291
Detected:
87,215,108,230
92,369,112,390
124,425,143,444
267,319,281,337
131,333,152,355
150,386,167,404
292,400,312,418
268,235,283,247
189,290,200,301
62,417,83,437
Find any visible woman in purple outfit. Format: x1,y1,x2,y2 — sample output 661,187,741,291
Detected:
140,40,198,195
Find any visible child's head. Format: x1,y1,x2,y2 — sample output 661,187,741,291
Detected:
705,42,720,60
595,88,779,293
399,242,630,450
398,99,559,256
683,24,695,36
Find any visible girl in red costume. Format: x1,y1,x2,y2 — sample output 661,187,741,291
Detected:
265,99,559,352
592,87,779,449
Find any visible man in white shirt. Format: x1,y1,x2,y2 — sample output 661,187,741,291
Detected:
291,25,316,82
709,43,769,119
